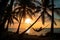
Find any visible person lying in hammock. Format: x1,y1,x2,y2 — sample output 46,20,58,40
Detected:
32,27,43,32
32,25,49,32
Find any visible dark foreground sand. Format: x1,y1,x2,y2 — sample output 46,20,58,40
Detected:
0,31,60,40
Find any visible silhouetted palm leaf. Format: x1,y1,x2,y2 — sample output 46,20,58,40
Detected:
26,10,33,19
54,8,60,16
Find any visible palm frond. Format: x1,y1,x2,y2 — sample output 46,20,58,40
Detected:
45,10,57,25
34,6,41,13
54,8,60,16
27,8,35,16
34,0,41,5
45,11,52,19
26,10,33,19
13,16,19,22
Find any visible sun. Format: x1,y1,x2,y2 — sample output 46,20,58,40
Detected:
25,18,31,24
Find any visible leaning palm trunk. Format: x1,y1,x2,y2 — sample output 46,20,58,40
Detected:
16,16,22,34
51,0,54,35
20,14,41,35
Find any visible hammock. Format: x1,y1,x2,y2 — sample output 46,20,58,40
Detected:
32,24,49,32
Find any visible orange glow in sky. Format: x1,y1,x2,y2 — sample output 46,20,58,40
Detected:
25,18,31,24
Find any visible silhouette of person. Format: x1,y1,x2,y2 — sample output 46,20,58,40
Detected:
33,25,49,32
32,27,43,32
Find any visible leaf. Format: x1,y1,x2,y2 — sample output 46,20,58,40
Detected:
45,10,57,25
27,8,35,16
13,7,22,14
54,21,57,25
54,8,60,16
27,10,33,19
45,11,52,19
34,1,41,5
33,6,41,13
13,16,19,22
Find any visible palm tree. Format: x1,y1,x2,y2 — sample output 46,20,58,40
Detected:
19,0,52,35
20,0,57,35
5,0,15,31
51,0,54,35
0,0,19,32
14,0,36,34
0,0,9,32
16,14,22,34
30,0,60,35
20,14,41,35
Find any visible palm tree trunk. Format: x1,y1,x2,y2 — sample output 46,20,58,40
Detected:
51,0,54,35
16,5,26,34
20,14,41,35
16,16,22,34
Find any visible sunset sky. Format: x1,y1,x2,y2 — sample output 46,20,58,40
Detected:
8,0,60,36
8,13,60,36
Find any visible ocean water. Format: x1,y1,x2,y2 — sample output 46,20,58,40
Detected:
8,28,60,33
8,28,60,36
